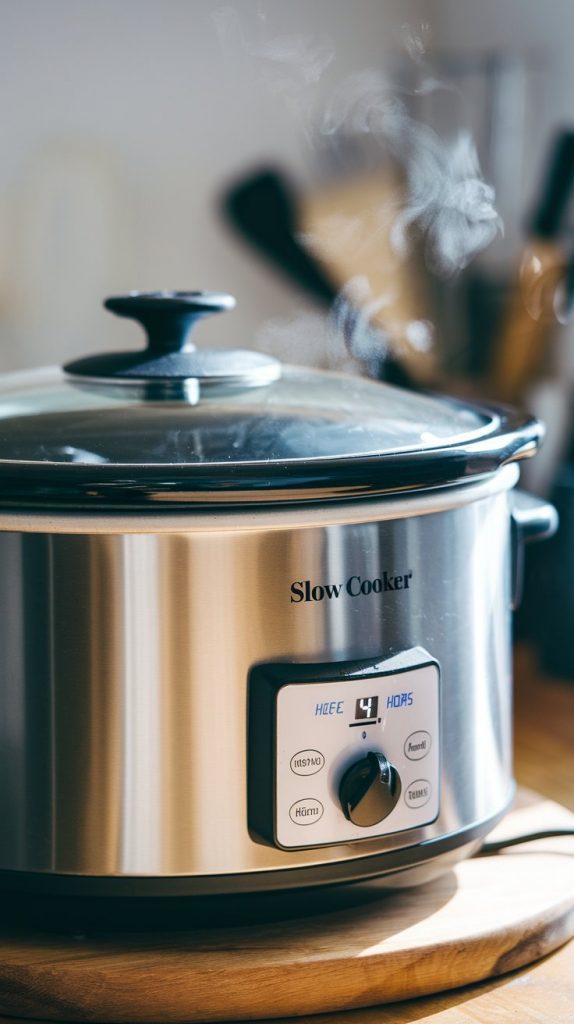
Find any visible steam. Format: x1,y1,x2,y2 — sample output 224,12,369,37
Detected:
320,70,502,278
212,8,334,146
212,6,334,95
253,279,391,375
252,35,335,95
254,310,346,371
391,131,502,277
330,277,435,375
399,22,431,65
242,35,502,281
404,319,434,353
331,277,393,375
213,12,503,377
256,276,435,381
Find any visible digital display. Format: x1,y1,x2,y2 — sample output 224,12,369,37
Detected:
355,696,378,720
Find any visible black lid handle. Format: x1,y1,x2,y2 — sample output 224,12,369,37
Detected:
64,291,238,381
104,291,236,354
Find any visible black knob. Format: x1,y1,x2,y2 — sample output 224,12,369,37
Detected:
339,751,401,828
103,291,236,354
64,291,236,380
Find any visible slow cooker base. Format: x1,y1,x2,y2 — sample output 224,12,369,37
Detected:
0,802,511,930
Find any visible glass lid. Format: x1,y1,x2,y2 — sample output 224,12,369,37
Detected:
0,291,541,509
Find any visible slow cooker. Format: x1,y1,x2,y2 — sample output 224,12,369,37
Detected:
0,291,557,897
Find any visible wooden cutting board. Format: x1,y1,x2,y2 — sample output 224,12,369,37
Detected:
0,789,572,1024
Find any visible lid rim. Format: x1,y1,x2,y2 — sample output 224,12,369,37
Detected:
0,406,541,510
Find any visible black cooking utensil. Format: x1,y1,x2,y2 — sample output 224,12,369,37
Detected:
488,130,574,400
220,167,414,388
222,168,336,304
530,131,574,239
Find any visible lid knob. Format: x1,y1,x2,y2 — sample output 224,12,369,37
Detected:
103,291,236,354
63,291,281,389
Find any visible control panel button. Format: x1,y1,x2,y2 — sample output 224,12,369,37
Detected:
404,731,431,761
405,779,432,809
289,799,324,825
339,751,401,827
290,750,325,776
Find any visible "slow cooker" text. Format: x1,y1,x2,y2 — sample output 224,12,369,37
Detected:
290,572,413,603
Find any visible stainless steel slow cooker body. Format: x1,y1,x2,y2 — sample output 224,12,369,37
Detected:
0,292,557,896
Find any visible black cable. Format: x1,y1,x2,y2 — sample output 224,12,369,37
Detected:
478,829,574,855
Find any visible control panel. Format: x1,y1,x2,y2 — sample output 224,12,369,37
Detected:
248,648,440,850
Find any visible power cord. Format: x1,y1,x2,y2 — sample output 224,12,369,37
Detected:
478,829,574,855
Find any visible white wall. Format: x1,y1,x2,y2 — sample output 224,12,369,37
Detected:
0,0,426,370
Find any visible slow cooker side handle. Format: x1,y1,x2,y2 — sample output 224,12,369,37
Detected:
510,491,559,609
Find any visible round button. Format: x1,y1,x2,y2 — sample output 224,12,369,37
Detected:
289,798,324,825
405,779,432,809
338,751,401,827
290,750,325,776
404,731,432,761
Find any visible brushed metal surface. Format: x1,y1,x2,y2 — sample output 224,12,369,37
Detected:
0,469,516,885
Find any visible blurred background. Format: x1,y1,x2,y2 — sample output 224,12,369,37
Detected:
2,0,574,669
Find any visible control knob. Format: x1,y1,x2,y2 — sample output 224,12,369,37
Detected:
339,751,401,827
